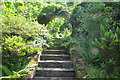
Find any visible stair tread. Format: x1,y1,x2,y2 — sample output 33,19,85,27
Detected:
39,60,72,63
34,46,76,79
34,77,76,80
34,77,76,78
37,68,75,71
41,54,69,56
45,50,65,51
40,54,70,60
50,46,65,47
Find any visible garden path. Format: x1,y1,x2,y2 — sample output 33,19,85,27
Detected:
33,45,76,80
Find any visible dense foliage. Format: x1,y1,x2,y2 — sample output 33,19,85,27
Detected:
1,2,50,78
69,2,120,78
37,3,69,25
0,1,120,79
0,2,73,78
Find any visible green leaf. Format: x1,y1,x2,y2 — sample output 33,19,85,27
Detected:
0,65,12,75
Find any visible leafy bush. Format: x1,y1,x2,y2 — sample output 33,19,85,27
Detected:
1,2,55,78
69,2,120,78
85,68,107,78
93,25,120,76
46,17,72,38
2,36,39,72
46,18,65,38
33,36,52,49
1,64,37,79
37,3,69,25
2,36,39,56
1,14,43,40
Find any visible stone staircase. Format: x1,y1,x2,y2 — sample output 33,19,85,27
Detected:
33,46,76,80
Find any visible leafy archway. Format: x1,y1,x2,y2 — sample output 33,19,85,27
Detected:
37,3,69,25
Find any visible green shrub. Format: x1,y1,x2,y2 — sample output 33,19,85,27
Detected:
2,36,39,72
1,14,43,40
2,36,39,56
47,18,72,38
85,68,107,78
69,2,120,78
1,64,37,79
93,26,120,76
77,67,89,78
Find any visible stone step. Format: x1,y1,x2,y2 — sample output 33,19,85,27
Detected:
47,46,66,50
40,54,70,60
38,60,73,68
44,49,67,54
34,77,76,80
52,41,63,43
35,68,75,77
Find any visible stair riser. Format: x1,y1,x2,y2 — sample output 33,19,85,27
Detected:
34,77,76,80
40,56,70,60
38,62,73,68
36,70,75,77
34,45,76,79
44,51,66,54
48,46,65,49
47,47,65,50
